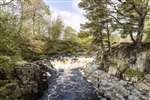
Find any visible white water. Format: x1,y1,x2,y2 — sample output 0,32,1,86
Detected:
51,56,94,70
41,56,99,100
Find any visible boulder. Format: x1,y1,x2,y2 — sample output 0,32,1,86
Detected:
0,59,57,100
83,63,150,100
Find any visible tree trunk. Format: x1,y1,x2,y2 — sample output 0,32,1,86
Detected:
135,16,145,46
32,8,36,35
135,5,147,45
106,23,111,52
129,32,136,43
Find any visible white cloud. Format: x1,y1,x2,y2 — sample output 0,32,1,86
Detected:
72,0,83,14
50,7,86,32
60,11,86,32
45,0,86,32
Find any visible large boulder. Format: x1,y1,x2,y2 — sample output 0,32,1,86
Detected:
83,63,150,100
0,59,57,100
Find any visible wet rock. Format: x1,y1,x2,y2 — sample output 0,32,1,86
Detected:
0,59,57,100
84,63,150,100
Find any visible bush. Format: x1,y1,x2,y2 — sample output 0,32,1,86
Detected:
0,56,10,63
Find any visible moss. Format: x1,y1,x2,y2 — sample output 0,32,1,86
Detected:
0,80,22,100
124,68,143,77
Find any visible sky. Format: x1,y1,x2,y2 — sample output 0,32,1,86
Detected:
43,0,86,32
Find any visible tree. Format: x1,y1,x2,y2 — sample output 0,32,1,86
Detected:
79,0,150,46
79,0,112,66
22,0,50,36
0,1,22,56
0,0,52,59
108,0,150,45
64,26,77,41
48,17,64,40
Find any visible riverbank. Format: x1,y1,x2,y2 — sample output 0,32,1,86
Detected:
0,59,57,100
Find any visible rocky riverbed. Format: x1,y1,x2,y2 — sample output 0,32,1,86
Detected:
84,62,150,100
40,55,150,100
40,56,99,100
1,55,149,100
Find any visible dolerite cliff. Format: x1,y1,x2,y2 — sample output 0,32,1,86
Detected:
83,63,150,100
0,59,57,100
106,43,150,91
83,43,150,100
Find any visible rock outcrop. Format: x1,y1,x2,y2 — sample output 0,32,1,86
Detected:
106,43,150,80
0,59,57,100
95,43,150,87
83,63,150,100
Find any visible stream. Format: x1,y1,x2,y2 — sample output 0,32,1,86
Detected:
40,55,100,100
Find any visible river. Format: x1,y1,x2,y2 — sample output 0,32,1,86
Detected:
40,55,100,100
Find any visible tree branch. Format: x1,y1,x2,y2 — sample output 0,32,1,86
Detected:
0,0,14,6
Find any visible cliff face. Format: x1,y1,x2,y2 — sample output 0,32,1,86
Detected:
0,59,57,100
107,43,150,82
103,43,150,93
82,43,150,99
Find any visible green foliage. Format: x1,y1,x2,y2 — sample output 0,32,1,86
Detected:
64,26,77,41
0,10,21,56
79,0,150,44
48,17,64,40
78,31,90,38
0,55,17,75
116,0,150,43
79,0,112,54
0,56,10,64
21,47,44,61
45,40,84,55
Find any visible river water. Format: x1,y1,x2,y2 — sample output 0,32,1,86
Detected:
40,56,100,100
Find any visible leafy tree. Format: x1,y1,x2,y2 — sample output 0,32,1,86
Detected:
0,0,23,57
48,17,64,40
64,26,77,41
0,0,51,60
79,0,150,46
79,0,112,53
0,10,20,56
113,0,150,44
78,30,93,49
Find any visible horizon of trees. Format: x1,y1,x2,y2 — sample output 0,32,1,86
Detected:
0,0,93,62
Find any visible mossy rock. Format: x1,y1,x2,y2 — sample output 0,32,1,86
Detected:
0,81,22,100
123,68,144,80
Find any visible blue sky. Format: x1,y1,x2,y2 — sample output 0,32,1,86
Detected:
43,0,85,32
